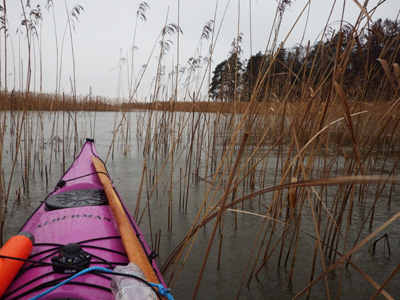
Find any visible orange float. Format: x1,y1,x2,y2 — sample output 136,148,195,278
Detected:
0,232,34,297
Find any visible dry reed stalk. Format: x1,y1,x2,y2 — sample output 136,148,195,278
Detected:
293,209,400,299
192,131,249,298
168,107,175,230
134,160,147,221
165,107,255,285
288,176,298,212
1,110,26,240
0,110,6,241
369,263,400,300
286,109,333,295
137,107,196,225
334,81,364,174
105,112,129,163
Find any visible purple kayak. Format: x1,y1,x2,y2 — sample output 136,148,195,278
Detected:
1,138,170,300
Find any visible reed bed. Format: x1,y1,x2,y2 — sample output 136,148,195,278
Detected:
0,91,121,112
123,1,400,297
1,0,400,299
1,89,399,299
142,98,400,299
118,77,399,298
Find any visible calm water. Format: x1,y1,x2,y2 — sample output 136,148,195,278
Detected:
2,111,400,299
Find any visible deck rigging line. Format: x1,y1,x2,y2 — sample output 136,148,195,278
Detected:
27,267,174,300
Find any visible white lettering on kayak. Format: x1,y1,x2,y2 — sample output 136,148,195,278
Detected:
37,214,112,228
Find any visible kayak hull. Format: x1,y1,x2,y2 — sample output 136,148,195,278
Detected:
2,139,166,300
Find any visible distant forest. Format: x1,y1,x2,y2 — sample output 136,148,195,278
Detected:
209,18,400,102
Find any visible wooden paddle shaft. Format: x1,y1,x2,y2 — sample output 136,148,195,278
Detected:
91,157,159,284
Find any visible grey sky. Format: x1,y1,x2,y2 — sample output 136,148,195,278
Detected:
3,0,399,100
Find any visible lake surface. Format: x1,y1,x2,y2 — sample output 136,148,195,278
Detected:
1,110,400,299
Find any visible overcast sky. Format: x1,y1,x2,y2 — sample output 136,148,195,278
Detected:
3,0,399,100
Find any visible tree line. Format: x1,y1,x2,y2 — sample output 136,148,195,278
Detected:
209,18,400,102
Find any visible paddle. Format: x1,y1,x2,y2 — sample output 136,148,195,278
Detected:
91,156,160,285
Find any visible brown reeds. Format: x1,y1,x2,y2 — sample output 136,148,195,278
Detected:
0,0,400,299
0,91,121,112
193,131,249,298
149,2,400,298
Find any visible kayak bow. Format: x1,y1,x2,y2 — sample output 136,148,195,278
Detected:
1,138,170,300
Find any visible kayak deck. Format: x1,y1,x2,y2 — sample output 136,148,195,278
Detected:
2,139,166,300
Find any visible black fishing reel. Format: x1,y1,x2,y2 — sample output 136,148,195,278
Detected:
52,243,92,274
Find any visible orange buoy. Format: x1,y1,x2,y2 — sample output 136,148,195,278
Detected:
0,231,35,297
